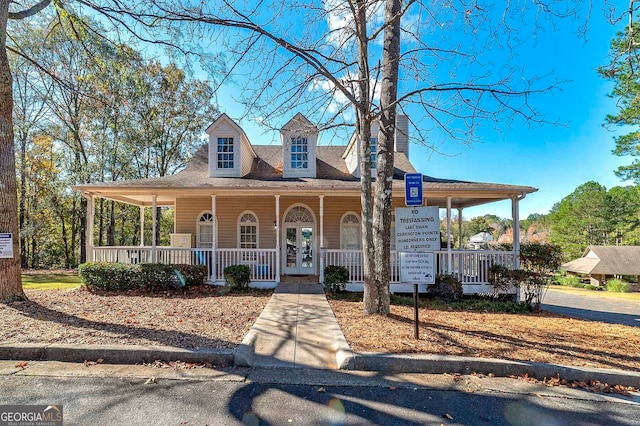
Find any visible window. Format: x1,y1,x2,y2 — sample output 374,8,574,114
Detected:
197,212,215,248
291,136,308,169
238,212,258,249
341,212,361,250
217,137,234,169
370,137,378,169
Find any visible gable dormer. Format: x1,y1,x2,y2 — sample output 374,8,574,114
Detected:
280,113,318,178
342,114,409,178
206,113,256,178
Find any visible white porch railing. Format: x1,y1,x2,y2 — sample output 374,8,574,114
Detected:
90,247,276,282
324,249,515,285
92,246,514,286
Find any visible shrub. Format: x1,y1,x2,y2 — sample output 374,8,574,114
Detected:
323,265,349,293
584,284,602,291
554,273,583,288
79,262,141,291
223,265,251,290
606,278,631,293
173,264,207,287
139,263,178,291
433,274,463,303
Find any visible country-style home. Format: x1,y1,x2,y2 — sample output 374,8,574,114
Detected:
73,113,536,293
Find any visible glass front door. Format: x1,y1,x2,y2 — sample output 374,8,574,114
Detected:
284,225,314,275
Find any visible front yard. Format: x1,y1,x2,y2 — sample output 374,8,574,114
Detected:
328,294,640,372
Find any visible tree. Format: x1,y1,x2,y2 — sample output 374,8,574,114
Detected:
600,22,640,183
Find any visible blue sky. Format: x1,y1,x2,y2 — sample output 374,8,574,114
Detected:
200,3,630,220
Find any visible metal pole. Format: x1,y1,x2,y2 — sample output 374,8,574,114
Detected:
413,283,419,339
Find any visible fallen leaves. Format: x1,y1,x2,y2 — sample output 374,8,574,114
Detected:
142,360,212,369
15,362,28,369
84,358,104,367
509,373,640,396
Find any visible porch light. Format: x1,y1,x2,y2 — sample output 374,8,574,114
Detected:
274,221,277,229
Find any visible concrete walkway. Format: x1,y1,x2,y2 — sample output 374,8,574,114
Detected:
234,282,352,369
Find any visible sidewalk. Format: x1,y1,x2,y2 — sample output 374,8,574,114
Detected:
234,282,352,369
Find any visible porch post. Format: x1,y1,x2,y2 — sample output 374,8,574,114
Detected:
86,194,94,262
319,195,324,281
275,195,280,283
446,197,452,274
139,206,145,247
211,195,217,281
151,195,157,263
458,208,463,250
512,195,522,303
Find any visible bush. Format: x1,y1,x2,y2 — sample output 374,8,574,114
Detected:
606,278,631,293
173,264,207,287
139,263,178,291
323,265,349,293
554,273,583,288
79,262,141,291
584,284,602,291
223,265,251,290
433,274,463,303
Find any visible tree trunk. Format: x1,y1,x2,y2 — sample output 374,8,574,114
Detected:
0,0,24,299
107,200,115,246
155,206,162,247
369,0,402,315
18,133,27,268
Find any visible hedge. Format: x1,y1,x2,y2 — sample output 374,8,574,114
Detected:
78,262,207,292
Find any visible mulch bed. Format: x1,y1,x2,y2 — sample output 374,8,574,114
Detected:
0,286,271,349
328,297,640,372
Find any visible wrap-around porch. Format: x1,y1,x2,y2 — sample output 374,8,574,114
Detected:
82,192,526,294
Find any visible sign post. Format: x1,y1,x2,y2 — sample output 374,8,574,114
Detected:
0,233,13,259
395,205,440,340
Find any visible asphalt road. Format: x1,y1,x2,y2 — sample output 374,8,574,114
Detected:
0,361,638,425
542,288,640,327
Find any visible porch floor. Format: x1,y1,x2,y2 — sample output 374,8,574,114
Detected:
234,282,352,369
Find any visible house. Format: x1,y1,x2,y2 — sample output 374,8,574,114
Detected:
468,232,493,250
562,245,640,286
73,113,537,294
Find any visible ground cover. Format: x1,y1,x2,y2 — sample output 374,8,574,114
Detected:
1,286,271,349
21,272,82,291
328,293,640,372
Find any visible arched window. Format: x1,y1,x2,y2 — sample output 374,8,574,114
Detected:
341,212,361,250
284,205,314,223
238,211,259,249
196,212,215,248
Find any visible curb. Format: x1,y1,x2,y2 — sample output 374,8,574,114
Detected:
349,353,640,388
0,344,234,367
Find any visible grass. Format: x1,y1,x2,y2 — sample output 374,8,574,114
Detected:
548,285,640,301
21,273,82,291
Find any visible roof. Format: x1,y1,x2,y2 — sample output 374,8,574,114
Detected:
562,246,640,275
469,232,493,243
73,143,537,208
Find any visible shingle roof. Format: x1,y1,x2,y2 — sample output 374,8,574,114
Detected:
562,246,640,275
73,143,537,209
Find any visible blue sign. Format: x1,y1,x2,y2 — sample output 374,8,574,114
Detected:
404,173,423,206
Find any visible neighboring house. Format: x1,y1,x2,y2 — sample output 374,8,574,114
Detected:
73,113,536,294
562,246,640,286
468,232,493,250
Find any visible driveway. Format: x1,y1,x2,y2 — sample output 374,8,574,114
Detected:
542,288,640,327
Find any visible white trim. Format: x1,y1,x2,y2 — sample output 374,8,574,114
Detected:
151,195,157,263
237,210,259,249
196,210,217,249
340,211,362,250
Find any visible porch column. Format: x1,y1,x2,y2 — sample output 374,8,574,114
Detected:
211,195,217,281
512,195,523,303
275,195,280,283
85,194,94,262
319,195,325,282
446,197,452,274
151,195,157,263
458,208,463,250
511,195,522,270
139,206,145,247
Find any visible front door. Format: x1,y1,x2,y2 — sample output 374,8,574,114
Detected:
282,205,316,275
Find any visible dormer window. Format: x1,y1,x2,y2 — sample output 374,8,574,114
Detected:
217,137,234,169
370,137,378,169
291,136,308,169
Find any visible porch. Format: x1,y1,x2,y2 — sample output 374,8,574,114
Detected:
89,246,515,293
